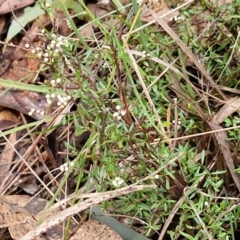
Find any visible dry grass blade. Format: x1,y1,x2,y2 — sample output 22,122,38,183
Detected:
211,98,240,125
208,98,240,192
208,122,240,192
126,48,165,135
20,184,155,240
158,196,185,240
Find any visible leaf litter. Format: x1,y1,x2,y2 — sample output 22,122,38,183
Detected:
0,0,239,239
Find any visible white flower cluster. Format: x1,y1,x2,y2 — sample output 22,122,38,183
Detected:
59,162,74,173
50,78,62,87
172,119,182,130
56,94,71,107
172,119,182,125
112,177,124,188
25,34,70,63
28,108,45,116
46,93,56,104
113,105,126,120
141,50,151,59
66,19,73,29
46,93,71,107
170,15,183,22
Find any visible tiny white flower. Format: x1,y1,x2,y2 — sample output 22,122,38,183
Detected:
59,97,64,103
113,112,119,118
155,174,160,179
36,109,40,114
50,80,56,86
112,177,124,187
56,42,62,48
51,40,56,45
37,52,43,58
117,115,122,120
60,165,64,172
43,57,49,63
28,111,33,116
56,78,61,83
116,105,121,110
57,36,64,41
120,110,126,116
51,33,56,38
31,49,36,54
54,49,60,54
44,52,49,57
46,94,50,99
204,201,208,206
105,107,109,112
50,93,55,98
70,162,74,167
137,0,144,4
25,43,30,49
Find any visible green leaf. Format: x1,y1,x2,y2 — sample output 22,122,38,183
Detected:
6,4,45,43
0,78,64,95
92,206,151,240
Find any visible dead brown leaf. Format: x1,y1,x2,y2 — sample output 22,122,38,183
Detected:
0,14,52,118
0,195,31,207
0,198,45,240
69,220,123,240
141,0,178,23
0,53,11,77
0,0,35,15
0,131,16,186
0,108,19,130
2,14,51,83
80,4,108,38
0,196,66,239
